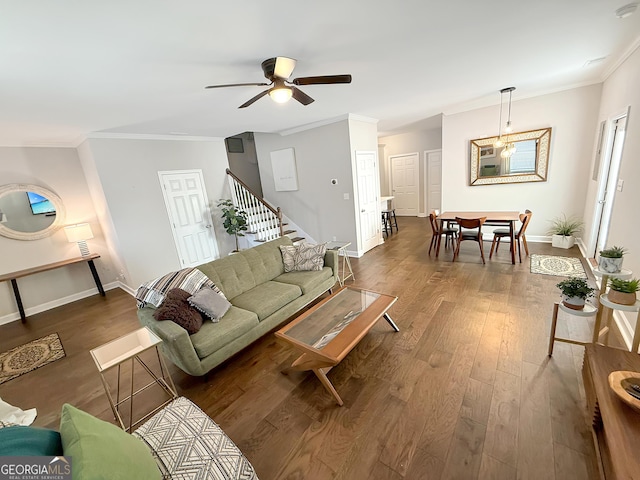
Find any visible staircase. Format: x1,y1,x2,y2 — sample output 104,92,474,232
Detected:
226,169,304,245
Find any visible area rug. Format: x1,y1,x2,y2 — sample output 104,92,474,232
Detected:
530,254,587,278
0,333,65,385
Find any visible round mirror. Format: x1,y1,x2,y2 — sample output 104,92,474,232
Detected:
0,184,66,240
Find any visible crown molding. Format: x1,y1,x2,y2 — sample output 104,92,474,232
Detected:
279,113,378,137
85,132,224,142
601,33,640,80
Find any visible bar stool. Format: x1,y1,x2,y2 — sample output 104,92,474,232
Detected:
548,301,598,356
381,207,398,236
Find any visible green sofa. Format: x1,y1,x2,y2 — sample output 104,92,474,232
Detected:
137,236,338,376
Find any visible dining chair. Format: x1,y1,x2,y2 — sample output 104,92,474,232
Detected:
489,209,532,263
453,217,487,264
428,211,457,255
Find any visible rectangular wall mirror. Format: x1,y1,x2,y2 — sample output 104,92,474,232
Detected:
469,127,552,186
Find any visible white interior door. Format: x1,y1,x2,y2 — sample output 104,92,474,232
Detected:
158,170,219,267
355,151,380,254
426,150,442,215
390,153,419,216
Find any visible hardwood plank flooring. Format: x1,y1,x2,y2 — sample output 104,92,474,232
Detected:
1,217,615,479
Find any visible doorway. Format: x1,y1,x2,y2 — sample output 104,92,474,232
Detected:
158,170,219,267
390,153,419,216
425,150,442,215
590,112,628,258
355,151,381,254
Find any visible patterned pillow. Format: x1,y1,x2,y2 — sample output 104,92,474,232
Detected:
153,289,204,334
280,242,327,272
135,268,225,308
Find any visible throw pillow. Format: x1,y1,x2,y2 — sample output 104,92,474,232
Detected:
135,267,225,308
153,288,203,334
0,425,63,456
59,404,161,480
280,242,327,272
188,288,232,322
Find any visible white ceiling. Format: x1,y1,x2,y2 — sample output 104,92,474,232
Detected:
2,1,639,146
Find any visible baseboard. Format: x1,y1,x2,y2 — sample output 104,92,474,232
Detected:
118,281,136,297
0,282,122,326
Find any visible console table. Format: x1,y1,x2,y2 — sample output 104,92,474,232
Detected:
0,254,105,323
582,344,640,479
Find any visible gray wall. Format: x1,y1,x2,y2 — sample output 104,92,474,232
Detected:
81,137,232,288
254,120,359,249
0,147,117,322
226,132,263,197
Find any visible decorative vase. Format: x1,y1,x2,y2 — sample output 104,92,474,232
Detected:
562,296,586,310
598,256,623,273
608,290,637,306
552,235,575,249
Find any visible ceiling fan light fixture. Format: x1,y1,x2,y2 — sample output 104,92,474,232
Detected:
616,3,638,18
269,86,293,103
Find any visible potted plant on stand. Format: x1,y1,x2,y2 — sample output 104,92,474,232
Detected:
608,278,640,306
217,199,248,253
548,214,583,249
556,277,595,310
598,246,627,273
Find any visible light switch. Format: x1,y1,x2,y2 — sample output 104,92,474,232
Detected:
343,193,350,200
617,179,624,192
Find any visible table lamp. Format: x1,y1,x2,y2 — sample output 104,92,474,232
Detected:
65,223,94,257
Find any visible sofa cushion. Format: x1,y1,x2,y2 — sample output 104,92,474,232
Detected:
133,397,258,480
240,236,292,283
153,288,203,334
59,403,161,480
190,306,259,359
197,254,256,300
0,426,63,456
231,281,302,321
274,267,334,294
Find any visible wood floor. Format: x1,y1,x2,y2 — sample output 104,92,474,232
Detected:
1,217,618,479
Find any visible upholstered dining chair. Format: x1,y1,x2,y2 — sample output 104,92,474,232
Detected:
489,209,532,263
428,211,457,255
453,217,487,264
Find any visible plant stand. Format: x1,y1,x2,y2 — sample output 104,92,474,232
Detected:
592,268,632,346
599,294,640,353
548,301,598,356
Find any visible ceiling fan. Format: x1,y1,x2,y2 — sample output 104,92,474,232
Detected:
205,56,352,108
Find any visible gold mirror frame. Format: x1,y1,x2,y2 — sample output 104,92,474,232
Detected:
0,183,66,240
469,127,552,186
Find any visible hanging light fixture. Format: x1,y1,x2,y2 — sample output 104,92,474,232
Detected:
495,86,516,154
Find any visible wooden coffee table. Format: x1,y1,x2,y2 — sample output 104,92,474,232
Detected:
275,286,398,406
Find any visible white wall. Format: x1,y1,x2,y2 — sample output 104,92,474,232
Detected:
226,132,263,197
254,120,359,250
378,126,443,214
0,147,117,322
441,85,602,237
584,46,640,346
82,137,232,288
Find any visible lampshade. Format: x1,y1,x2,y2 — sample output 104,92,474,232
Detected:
269,87,293,104
64,223,94,243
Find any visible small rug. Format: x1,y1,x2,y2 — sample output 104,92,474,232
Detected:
0,333,65,385
530,254,587,278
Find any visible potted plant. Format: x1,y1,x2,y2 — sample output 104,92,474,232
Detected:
556,277,595,310
598,246,627,273
217,199,248,252
608,278,640,306
548,214,583,249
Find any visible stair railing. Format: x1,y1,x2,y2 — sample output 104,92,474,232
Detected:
225,169,284,242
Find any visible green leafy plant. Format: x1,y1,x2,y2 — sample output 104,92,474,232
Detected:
599,246,627,258
556,277,595,299
547,214,583,237
217,199,248,252
609,277,640,293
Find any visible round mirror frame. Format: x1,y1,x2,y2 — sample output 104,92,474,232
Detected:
0,183,66,240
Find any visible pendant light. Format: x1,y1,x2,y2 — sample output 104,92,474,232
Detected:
495,86,516,155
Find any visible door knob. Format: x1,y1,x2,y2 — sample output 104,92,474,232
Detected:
361,209,366,213
205,224,212,228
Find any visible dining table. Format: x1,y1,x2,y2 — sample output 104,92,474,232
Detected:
436,211,521,264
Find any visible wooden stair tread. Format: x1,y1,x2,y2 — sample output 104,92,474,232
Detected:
290,237,305,243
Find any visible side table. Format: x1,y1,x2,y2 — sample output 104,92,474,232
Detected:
548,301,598,356
599,294,640,352
326,241,355,287
90,327,178,432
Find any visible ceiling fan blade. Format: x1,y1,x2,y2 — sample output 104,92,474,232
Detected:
292,74,352,86
291,87,314,106
205,82,270,89
274,57,297,79
238,89,269,108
